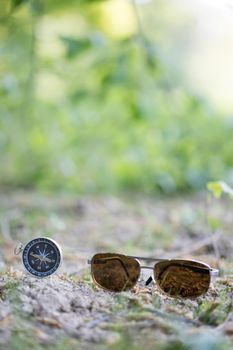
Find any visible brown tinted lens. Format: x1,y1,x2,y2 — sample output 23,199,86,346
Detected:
91,253,140,292
154,260,210,298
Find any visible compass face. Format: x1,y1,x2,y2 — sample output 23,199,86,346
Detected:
22,238,62,277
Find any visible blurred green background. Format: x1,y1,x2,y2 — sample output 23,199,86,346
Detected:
1,0,233,194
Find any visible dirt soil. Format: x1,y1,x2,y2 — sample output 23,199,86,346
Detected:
0,192,232,350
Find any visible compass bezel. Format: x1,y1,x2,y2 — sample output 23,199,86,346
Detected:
22,237,62,278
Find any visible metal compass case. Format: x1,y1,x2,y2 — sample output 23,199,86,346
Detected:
15,237,62,278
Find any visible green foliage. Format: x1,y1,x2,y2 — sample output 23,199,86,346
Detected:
207,181,233,199
196,300,231,326
0,0,233,193
9,327,82,350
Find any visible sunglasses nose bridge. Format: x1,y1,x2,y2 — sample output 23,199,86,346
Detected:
140,266,155,286
140,265,154,270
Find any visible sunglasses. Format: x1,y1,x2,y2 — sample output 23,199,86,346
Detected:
88,253,219,298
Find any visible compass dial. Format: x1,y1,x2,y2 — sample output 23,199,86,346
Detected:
22,237,62,277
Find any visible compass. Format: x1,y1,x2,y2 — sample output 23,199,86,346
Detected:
20,237,62,277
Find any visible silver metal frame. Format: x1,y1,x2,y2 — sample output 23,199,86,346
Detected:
88,254,219,276
129,255,219,277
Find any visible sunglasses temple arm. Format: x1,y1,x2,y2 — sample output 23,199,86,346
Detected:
210,268,219,276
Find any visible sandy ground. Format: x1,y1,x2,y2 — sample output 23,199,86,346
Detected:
0,192,232,349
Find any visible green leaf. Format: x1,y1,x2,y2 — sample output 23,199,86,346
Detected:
11,0,27,9
60,36,92,58
207,181,233,199
207,215,220,231
60,33,106,58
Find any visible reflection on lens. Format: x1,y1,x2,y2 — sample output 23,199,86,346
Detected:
154,260,210,298
91,253,140,292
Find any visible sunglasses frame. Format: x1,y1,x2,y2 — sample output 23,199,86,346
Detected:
88,254,219,297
